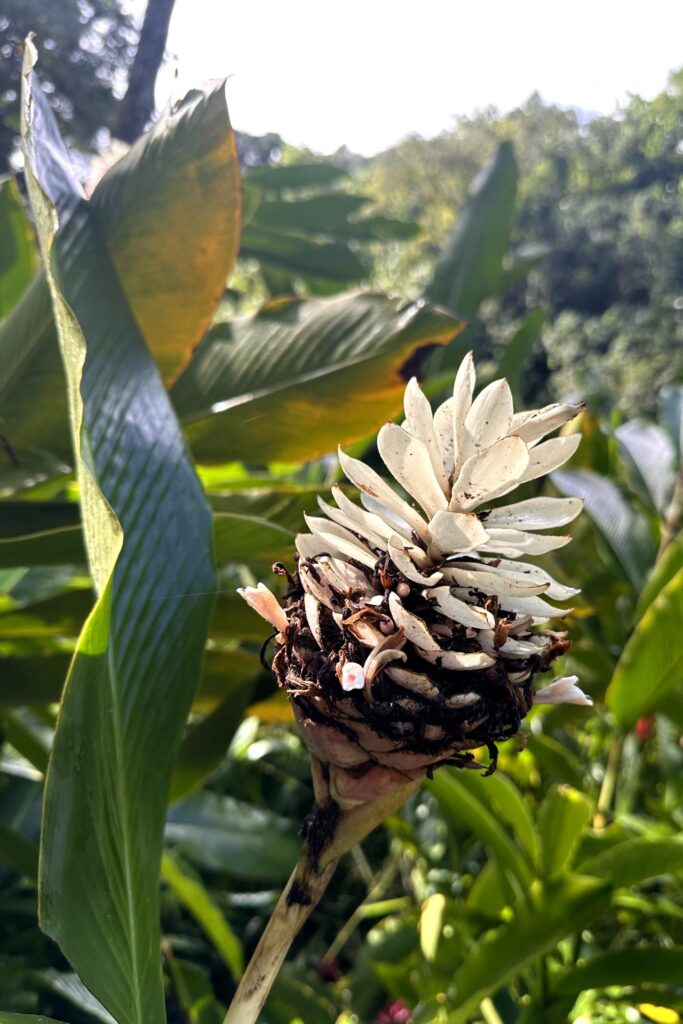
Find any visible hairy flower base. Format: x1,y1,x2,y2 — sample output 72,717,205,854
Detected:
269,563,568,808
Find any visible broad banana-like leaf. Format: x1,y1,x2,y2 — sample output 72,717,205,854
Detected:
22,45,225,1024
0,65,240,462
425,141,518,319
172,292,462,463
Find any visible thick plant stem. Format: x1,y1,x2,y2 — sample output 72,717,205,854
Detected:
223,846,338,1024
223,767,422,1024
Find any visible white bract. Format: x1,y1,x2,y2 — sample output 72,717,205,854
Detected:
240,352,590,710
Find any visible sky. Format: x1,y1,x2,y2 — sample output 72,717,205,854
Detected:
132,0,683,156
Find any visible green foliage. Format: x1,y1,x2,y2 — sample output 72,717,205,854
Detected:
1,34,682,1024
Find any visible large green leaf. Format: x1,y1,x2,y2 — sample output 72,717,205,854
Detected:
425,141,518,319
606,568,683,726
22,47,224,1024
0,70,240,462
446,875,611,1023
0,176,38,317
172,292,461,463
552,468,656,590
616,419,676,516
245,162,350,192
496,308,545,402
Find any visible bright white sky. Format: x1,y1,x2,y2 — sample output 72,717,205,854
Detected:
132,0,683,155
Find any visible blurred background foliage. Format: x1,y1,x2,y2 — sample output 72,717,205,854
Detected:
1,4,683,1024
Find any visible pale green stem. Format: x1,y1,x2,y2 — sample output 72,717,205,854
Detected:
222,773,421,1024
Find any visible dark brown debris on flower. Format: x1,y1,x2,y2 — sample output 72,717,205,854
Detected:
239,353,592,810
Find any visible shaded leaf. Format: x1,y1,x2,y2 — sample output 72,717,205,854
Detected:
636,529,683,619
173,292,461,464
0,176,38,317
607,568,683,726
165,793,300,883
246,162,349,192
553,467,656,590
616,419,676,515
497,308,545,402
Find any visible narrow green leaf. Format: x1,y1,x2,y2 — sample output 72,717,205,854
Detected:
446,875,611,1023
636,529,683,619
23,46,219,1024
161,852,244,982
554,947,683,995
607,568,683,726
172,293,462,464
447,769,539,867
579,837,683,886
538,785,592,877
240,225,365,285
428,770,533,894
425,141,518,319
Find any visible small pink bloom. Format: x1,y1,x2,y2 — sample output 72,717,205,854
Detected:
341,662,365,691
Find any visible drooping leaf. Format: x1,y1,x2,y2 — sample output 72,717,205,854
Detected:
161,852,244,982
172,292,462,464
660,384,683,463
0,72,240,461
22,46,221,1024
446,875,611,1023
425,141,518,319
0,176,38,317
606,568,683,726
616,419,676,515
552,468,656,590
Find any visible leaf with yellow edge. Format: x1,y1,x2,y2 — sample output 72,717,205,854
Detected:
172,292,463,464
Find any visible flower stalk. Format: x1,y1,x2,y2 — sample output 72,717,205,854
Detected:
223,768,421,1024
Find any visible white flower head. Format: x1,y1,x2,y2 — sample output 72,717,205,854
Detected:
237,583,288,633
533,676,593,707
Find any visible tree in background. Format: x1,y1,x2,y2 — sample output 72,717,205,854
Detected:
0,0,177,170
362,77,683,415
